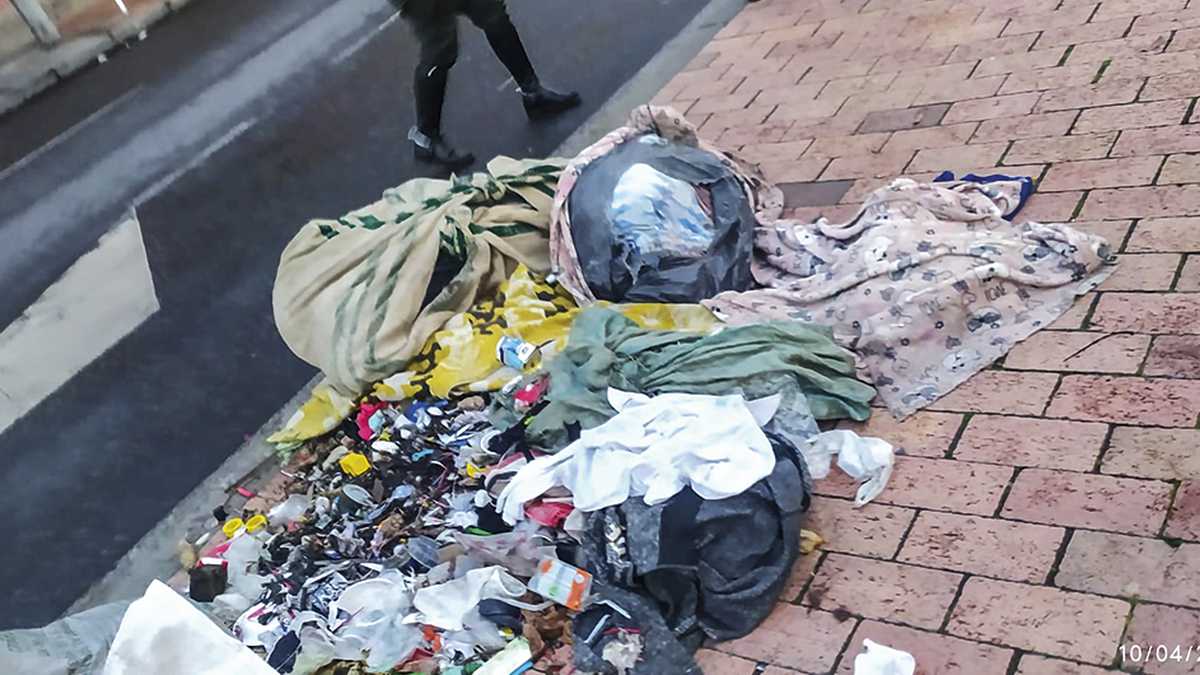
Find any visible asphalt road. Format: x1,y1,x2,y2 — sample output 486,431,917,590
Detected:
0,0,710,628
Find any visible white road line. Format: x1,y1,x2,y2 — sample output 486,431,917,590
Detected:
0,212,159,435
497,75,514,92
132,116,258,207
0,85,144,184
333,9,402,64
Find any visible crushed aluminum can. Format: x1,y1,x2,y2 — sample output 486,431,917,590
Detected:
496,335,538,370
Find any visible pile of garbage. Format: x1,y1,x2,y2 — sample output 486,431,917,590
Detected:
1,105,1118,675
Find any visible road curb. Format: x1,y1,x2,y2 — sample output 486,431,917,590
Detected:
0,0,186,118
66,0,748,616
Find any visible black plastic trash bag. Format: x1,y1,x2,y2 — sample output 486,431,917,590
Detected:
565,133,758,303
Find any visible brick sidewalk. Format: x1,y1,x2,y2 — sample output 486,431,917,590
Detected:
651,0,1200,672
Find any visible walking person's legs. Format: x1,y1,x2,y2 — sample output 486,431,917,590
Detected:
459,0,581,118
403,1,475,169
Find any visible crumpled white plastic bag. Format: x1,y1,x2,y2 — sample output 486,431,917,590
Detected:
103,581,275,675
853,639,915,675
801,429,895,506
409,566,527,631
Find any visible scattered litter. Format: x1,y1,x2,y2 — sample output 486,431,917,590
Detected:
7,105,1094,674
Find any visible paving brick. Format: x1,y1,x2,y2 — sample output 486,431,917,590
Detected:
717,603,854,673
804,132,890,159
719,121,794,147
971,111,1075,143
1099,253,1181,290
1113,126,1200,157
883,122,977,153
1123,603,1200,673
929,370,1060,416
1165,26,1200,51
1048,373,1200,426
1000,64,1104,95
1006,330,1150,373
1050,293,1097,329
1016,654,1115,675
779,550,822,604
768,94,848,123
1058,529,1200,607
754,80,827,106
1021,191,1084,221
1177,255,1200,292
899,511,1064,582
804,496,916,559
1073,99,1191,134
821,148,916,180
973,52,1068,82
1002,467,1172,534
886,62,976,93
1091,292,1200,333
1071,219,1134,251
924,17,1008,48
857,103,950,133
956,415,1108,471
739,139,814,163
1002,4,1101,36
694,649,758,675
1145,335,1200,377
1081,185,1200,220
759,158,830,183
839,410,962,458
908,142,1007,172
778,179,854,207
837,620,1012,675
804,554,961,630
1066,33,1173,65
943,93,1040,124
1159,154,1200,185
1141,226,1200,269
819,456,1013,515
948,577,1129,664
1167,480,1200,542
912,74,1007,106
1129,7,1200,35
1141,69,1200,101
948,34,1039,63
1040,156,1161,191
1040,17,1137,46
1004,132,1115,165
689,89,759,116
1093,0,1188,22
1105,49,1200,80
871,45,955,72
1104,426,1200,480
818,73,898,100
705,102,779,130
842,89,924,116
1035,77,1143,112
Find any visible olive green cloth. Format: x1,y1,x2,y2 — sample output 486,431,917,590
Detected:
522,307,876,449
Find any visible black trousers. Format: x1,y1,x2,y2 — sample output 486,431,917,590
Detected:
399,0,538,135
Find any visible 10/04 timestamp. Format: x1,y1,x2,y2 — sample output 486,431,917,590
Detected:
1122,644,1200,663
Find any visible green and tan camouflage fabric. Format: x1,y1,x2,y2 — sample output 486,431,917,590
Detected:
273,156,565,398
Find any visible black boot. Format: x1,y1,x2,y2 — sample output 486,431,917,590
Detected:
521,83,581,119
409,127,474,171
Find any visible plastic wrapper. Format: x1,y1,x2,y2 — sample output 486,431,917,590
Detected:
854,639,916,675
565,134,757,303
801,430,895,506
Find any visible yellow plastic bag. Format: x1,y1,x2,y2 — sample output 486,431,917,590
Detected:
268,266,716,444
